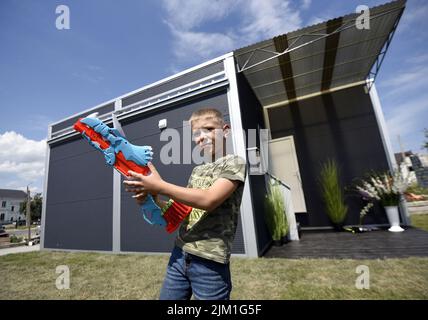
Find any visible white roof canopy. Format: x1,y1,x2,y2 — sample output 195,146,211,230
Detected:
234,0,406,107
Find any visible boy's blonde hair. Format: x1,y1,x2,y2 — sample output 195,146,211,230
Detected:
189,108,224,127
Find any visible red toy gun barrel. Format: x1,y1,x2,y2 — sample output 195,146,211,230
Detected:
74,118,150,176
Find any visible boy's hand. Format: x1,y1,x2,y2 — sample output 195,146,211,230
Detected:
124,186,164,207
132,190,149,206
123,162,165,195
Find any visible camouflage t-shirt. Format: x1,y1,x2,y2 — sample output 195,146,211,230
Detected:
175,154,246,264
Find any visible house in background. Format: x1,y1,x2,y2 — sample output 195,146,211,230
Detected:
0,189,27,224
410,153,428,189
395,151,428,189
395,151,418,185
42,0,407,257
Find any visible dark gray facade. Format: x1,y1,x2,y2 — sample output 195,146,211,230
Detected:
42,53,397,257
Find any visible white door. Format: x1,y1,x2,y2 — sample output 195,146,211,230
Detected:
268,136,307,212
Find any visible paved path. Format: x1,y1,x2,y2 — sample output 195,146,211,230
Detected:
7,229,38,238
409,207,428,214
265,227,428,259
0,244,40,256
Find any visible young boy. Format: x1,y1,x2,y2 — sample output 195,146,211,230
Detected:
123,108,246,300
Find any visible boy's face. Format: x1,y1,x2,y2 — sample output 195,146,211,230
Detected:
191,116,230,159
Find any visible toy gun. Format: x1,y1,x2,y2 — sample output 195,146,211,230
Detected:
73,115,191,233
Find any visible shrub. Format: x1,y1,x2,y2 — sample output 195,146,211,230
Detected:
320,159,348,226
406,183,428,196
9,235,23,243
264,179,288,241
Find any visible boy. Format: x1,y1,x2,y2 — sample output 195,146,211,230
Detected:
123,108,246,300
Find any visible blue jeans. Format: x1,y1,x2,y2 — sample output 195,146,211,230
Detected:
159,246,232,300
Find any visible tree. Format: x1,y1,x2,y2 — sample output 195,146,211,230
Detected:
20,193,43,222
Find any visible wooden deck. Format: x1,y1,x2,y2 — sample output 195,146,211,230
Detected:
264,227,428,259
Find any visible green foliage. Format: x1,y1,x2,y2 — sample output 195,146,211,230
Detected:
19,193,43,222
320,159,348,225
406,183,428,195
411,213,428,232
9,235,23,243
380,191,400,207
264,179,288,241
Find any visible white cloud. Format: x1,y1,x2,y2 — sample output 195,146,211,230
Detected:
381,65,428,88
385,95,428,138
0,131,46,193
379,66,428,97
161,0,303,65
169,26,236,61
307,16,325,25
399,2,428,30
301,0,311,10
240,0,302,44
161,0,235,31
305,6,340,27
383,93,428,153
377,47,428,153
405,53,428,65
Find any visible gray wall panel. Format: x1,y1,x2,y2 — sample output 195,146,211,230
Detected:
51,103,115,134
45,199,112,250
44,139,113,250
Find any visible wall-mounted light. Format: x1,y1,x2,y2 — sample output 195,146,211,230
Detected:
158,119,167,130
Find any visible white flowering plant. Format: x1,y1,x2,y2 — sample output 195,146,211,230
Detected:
354,169,411,225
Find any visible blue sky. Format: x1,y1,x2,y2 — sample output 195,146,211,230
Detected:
0,0,427,192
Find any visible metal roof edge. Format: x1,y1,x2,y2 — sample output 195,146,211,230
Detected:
49,52,233,128
233,0,406,57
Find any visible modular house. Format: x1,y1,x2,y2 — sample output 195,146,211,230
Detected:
42,0,407,257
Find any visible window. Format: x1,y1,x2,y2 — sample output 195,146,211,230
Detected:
1,201,6,208
10,217,13,222
11,206,14,212
0,213,4,221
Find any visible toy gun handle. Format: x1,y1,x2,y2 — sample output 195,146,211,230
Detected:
141,195,192,233
140,194,166,226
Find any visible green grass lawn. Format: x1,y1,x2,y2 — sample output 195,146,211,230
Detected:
1,251,427,300
411,213,428,232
